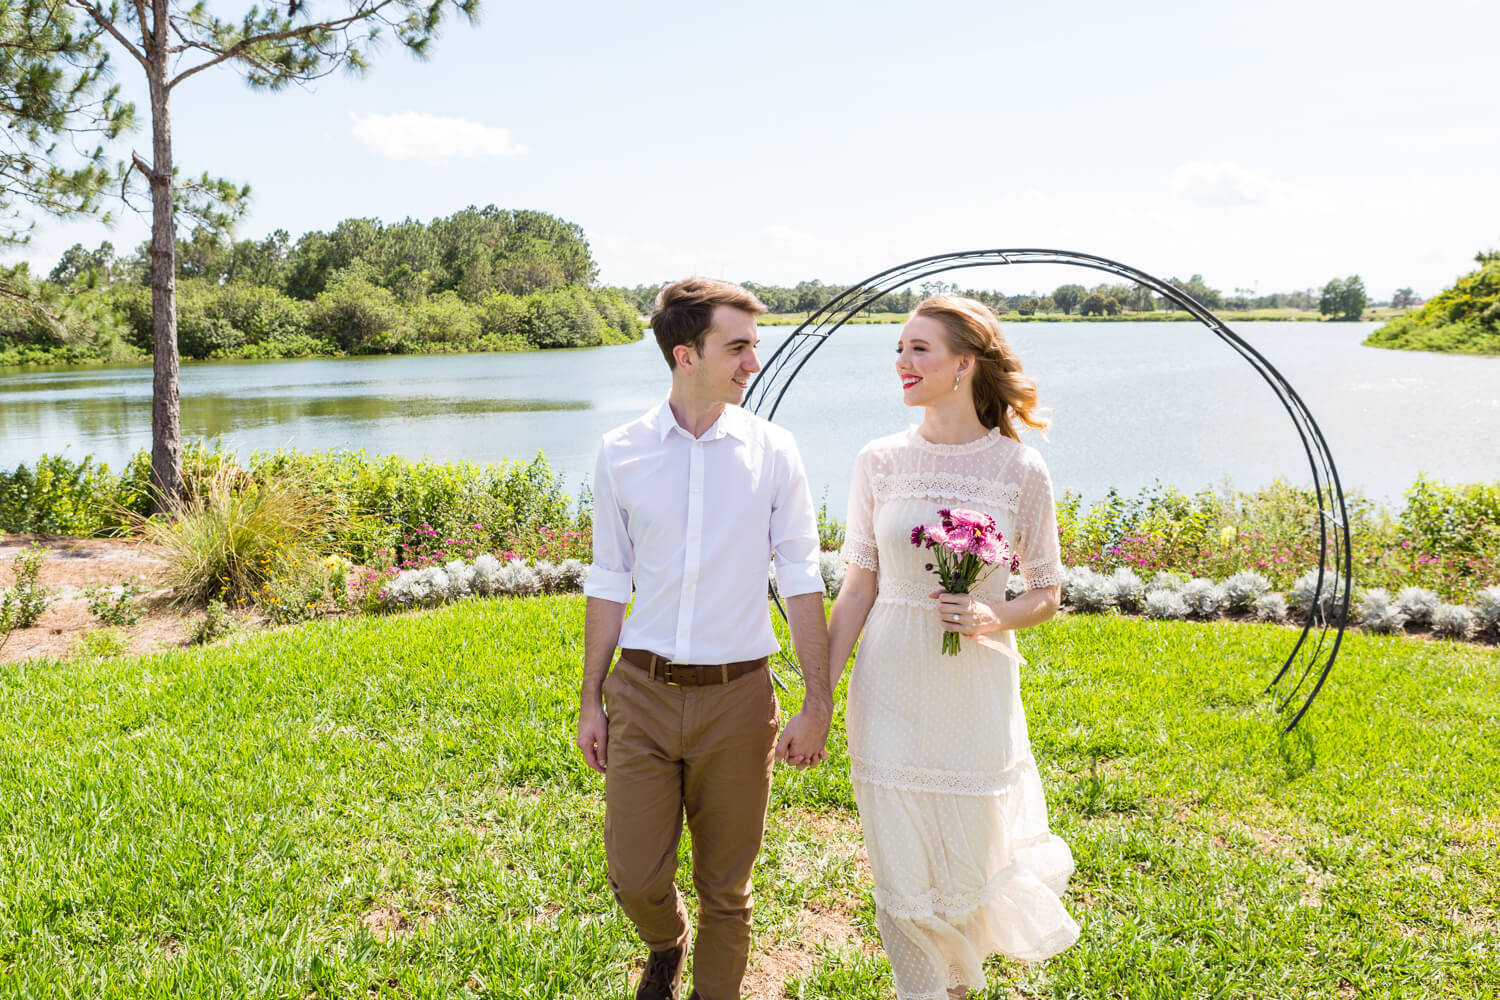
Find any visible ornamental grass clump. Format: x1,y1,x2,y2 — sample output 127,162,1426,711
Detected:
1395,586,1442,626
1430,603,1476,640
1180,578,1226,619
1144,589,1188,620
1252,592,1287,623
1474,586,1500,637
1355,588,1408,634
1106,568,1145,613
139,467,341,605
1221,571,1272,614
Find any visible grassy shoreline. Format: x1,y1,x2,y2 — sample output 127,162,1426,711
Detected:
1,595,1496,998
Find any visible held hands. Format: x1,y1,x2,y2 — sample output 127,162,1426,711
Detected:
775,709,831,770
931,591,1003,637
576,702,608,774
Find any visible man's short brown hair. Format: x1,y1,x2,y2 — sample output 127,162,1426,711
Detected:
650,278,767,368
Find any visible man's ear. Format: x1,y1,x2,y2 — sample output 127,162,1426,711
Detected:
673,343,697,371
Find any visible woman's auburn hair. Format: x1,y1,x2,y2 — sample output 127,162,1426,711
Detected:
912,295,1049,440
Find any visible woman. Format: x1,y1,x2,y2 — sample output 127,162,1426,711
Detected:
827,295,1078,999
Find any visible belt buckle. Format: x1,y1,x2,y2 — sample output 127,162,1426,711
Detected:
659,658,682,686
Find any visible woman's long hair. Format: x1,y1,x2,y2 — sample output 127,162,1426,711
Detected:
912,295,1049,440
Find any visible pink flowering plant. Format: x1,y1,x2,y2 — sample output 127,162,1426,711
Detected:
911,508,1021,655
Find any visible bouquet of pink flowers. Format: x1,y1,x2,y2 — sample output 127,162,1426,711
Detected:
910,508,1020,655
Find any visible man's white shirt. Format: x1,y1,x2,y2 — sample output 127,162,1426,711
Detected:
584,399,824,665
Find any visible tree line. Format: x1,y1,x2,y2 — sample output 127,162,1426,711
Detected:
0,206,642,366
620,273,1391,319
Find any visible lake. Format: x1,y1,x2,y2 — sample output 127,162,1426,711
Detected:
2,322,1497,514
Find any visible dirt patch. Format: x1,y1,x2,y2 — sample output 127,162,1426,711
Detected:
360,902,444,943
0,533,258,664
743,902,877,1000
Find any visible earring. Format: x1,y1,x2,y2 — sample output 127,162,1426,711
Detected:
953,372,961,392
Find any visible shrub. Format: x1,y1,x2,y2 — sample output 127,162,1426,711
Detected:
1395,586,1442,626
1064,567,1114,613
1355,588,1408,634
137,468,343,605
1180,578,1226,619
1288,570,1349,620
819,551,847,598
1474,587,1500,637
1105,568,1145,613
410,292,481,349
1430,603,1476,640
496,560,542,597
188,600,233,645
308,278,409,353
1144,589,1188,620
524,288,604,348
1252,592,1287,623
0,454,121,535
0,544,51,628
1221,571,1271,614
443,558,477,598
1149,571,1186,593
472,554,506,596
1005,574,1026,600
382,566,452,608
558,558,589,591
81,579,145,626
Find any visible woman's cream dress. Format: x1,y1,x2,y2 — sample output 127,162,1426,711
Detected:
841,427,1078,1000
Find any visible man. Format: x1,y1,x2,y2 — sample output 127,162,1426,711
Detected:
577,277,833,1000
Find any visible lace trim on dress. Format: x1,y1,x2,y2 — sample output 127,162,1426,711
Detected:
851,753,1035,796
871,472,1022,512
874,578,1005,610
872,837,1057,920
906,425,1005,456
1022,561,1065,589
842,534,879,572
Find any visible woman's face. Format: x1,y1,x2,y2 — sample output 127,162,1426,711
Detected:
895,314,970,407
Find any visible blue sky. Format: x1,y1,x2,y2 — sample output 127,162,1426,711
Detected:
15,0,1500,298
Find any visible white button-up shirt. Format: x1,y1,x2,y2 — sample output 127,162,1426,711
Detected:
584,399,824,664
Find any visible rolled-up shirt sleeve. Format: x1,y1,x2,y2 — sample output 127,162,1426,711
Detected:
583,442,634,602
768,436,825,598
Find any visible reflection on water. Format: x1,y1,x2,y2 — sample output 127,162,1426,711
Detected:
3,324,1498,510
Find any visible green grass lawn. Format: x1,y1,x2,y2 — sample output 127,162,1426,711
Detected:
1,597,1496,999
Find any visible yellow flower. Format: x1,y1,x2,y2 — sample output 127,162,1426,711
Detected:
1219,525,1238,546
322,554,343,572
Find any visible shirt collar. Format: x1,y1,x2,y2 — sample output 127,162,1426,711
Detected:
654,398,752,444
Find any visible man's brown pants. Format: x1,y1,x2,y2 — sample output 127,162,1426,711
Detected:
603,656,780,1000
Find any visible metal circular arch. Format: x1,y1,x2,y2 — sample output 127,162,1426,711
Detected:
745,248,1352,733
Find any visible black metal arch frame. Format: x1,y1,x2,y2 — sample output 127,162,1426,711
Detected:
747,249,1351,732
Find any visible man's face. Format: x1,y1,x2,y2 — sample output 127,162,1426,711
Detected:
687,305,761,405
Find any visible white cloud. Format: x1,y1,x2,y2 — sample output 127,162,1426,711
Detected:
350,112,527,164
1169,160,1330,213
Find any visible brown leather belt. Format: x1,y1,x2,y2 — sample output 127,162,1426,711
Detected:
619,648,767,686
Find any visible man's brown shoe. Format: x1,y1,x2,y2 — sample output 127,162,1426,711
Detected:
635,945,685,1000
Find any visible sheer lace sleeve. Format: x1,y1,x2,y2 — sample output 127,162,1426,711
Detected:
840,447,879,574
1015,449,1063,590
